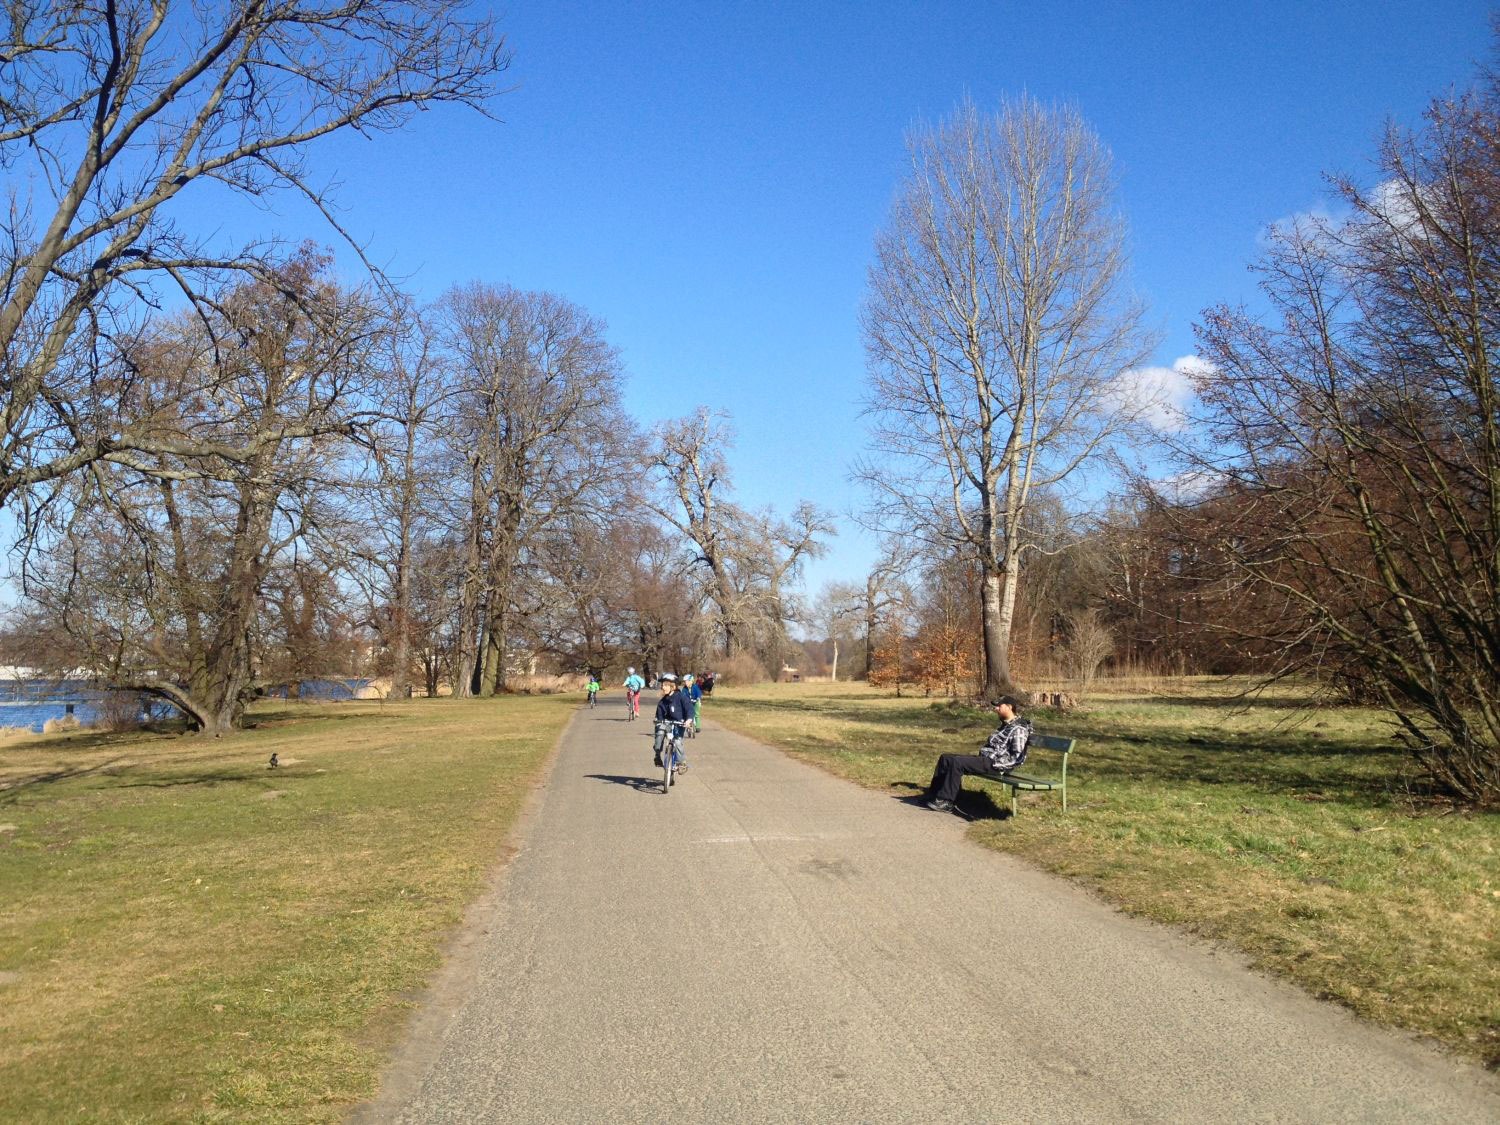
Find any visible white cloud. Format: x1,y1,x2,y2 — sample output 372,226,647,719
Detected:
1259,204,1341,248
1110,354,1208,432
1155,467,1221,503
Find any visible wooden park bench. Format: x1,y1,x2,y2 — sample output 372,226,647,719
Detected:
967,733,1074,816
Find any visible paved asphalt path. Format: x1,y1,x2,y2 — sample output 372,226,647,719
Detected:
363,698,1500,1124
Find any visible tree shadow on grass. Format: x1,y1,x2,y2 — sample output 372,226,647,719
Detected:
111,767,273,790
0,757,133,802
719,695,986,731
247,707,395,726
735,695,1411,809
1071,727,1407,806
585,772,665,794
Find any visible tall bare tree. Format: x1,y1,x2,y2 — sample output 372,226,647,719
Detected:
435,283,630,695
0,0,508,508
859,95,1152,697
812,580,862,682
646,410,743,655
349,301,450,698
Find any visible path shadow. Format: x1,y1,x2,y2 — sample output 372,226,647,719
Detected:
585,772,665,794
889,787,1010,821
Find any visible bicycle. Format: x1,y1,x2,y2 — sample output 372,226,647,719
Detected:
627,689,640,720
654,719,686,794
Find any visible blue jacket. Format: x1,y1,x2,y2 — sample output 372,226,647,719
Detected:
655,692,689,723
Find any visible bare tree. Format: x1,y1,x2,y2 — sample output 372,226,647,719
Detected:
857,539,917,680
811,580,862,682
1167,68,1500,806
859,95,1153,698
0,0,508,508
1062,607,1113,691
435,283,630,695
647,409,831,665
348,301,450,698
646,410,745,656
17,258,382,732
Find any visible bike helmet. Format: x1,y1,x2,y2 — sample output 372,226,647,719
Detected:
627,667,635,674
660,673,677,683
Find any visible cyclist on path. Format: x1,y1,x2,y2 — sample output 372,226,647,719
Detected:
653,674,689,768
686,673,703,732
623,667,645,718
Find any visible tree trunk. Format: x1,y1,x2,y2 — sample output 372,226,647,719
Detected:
981,569,1021,698
480,538,517,695
831,637,839,682
389,435,417,699
480,599,510,695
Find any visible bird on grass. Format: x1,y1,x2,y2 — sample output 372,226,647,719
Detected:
268,753,279,769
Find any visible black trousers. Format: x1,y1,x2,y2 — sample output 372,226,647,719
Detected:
927,753,1002,802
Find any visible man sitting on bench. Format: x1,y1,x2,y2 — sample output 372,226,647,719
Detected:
922,695,1032,812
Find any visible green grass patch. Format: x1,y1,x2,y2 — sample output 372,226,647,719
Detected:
0,695,574,1122
708,680,1499,1068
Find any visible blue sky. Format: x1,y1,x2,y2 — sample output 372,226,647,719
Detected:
195,0,1491,599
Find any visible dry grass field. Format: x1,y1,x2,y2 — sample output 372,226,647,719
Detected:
0,695,573,1122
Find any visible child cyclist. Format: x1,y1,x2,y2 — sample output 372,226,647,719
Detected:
586,673,601,707
622,666,645,718
653,674,690,768
686,673,703,732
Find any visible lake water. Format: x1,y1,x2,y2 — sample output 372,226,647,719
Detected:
0,681,129,732
0,678,372,732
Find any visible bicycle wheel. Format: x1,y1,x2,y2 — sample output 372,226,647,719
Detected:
662,748,672,794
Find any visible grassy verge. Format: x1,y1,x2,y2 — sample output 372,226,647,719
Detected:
708,680,1499,1068
0,695,574,1122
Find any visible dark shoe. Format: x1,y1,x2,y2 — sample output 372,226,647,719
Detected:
653,755,662,767
925,798,953,812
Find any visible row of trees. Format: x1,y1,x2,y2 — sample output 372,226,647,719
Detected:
0,2,828,732
5,262,830,731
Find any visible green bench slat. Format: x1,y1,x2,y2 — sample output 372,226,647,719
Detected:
965,732,1074,815
988,773,1060,790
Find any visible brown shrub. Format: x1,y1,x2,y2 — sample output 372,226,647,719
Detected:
90,691,147,732
504,674,583,695
714,652,768,686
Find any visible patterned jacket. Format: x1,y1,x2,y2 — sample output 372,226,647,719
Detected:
980,717,1033,771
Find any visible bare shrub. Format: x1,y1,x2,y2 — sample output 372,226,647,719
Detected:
1064,609,1115,693
714,652,769,687
505,674,580,696
92,691,147,732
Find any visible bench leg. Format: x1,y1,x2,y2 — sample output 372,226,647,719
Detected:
1011,787,1018,817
